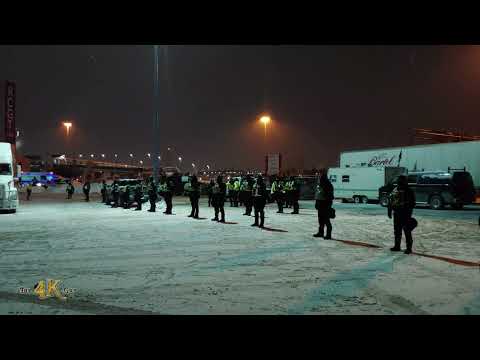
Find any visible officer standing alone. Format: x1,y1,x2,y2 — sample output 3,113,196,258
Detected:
313,174,334,239
26,182,33,201
83,180,91,202
252,175,268,228
211,175,226,223
66,181,75,200
147,177,158,212
187,175,200,219
388,175,416,254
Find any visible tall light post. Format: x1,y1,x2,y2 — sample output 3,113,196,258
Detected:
63,122,72,157
260,115,271,141
152,45,160,184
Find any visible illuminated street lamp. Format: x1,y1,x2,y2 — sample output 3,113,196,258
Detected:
259,115,271,139
139,160,144,165
79,154,83,158
90,154,94,158
101,154,105,158
63,122,72,137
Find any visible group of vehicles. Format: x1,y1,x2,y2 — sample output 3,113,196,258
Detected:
328,140,480,210
328,166,476,210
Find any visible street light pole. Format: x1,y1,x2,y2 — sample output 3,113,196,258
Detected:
153,45,160,183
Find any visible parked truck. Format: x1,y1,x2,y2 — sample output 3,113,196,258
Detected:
328,166,406,203
339,140,480,198
0,142,19,213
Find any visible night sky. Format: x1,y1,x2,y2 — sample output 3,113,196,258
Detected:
1,45,480,170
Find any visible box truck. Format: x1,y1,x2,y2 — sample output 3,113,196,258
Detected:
0,142,19,213
327,166,406,203
339,140,480,194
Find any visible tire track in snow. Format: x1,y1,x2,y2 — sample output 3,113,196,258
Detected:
287,254,406,315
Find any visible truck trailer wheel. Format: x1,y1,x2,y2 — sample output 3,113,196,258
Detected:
429,195,444,210
353,196,361,204
361,196,369,204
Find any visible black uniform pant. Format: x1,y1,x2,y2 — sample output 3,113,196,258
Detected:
253,197,266,227
149,197,157,212
213,197,225,221
135,196,142,210
208,193,213,207
316,201,332,238
124,195,131,209
101,190,107,203
291,192,299,213
27,190,32,201
190,195,199,217
238,191,244,207
112,192,119,207
67,191,73,200
229,191,236,207
275,192,284,213
84,191,90,202
164,192,173,214
393,210,413,250
285,192,291,208
244,194,253,215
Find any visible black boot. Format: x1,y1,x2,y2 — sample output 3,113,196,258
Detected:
390,246,401,252
404,248,412,254
313,228,324,238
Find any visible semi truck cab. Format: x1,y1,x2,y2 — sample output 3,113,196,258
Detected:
0,142,19,213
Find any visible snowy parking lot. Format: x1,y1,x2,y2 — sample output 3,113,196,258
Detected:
1,193,479,315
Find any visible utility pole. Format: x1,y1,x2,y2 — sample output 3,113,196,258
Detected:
153,45,160,183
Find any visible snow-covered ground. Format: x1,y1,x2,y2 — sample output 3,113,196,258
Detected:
1,192,479,315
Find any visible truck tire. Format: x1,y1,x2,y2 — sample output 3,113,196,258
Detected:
353,196,361,204
361,196,369,204
380,195,389,207
429,195,444,210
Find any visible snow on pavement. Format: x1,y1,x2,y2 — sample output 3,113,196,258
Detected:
0,193,479,315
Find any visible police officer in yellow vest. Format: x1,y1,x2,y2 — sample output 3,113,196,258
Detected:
388,175,416,254
227,178,235,207
233,178,240,207
271,176,285,213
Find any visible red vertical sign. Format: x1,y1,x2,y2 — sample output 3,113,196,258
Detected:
4,81,16,144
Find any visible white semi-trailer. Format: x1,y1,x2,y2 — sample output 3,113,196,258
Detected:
0,142,19,213
339,140,480,191
328,166,406,203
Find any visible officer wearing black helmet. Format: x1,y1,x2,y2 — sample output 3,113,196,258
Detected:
211,175,226,223
83,180,91,202
388,175,416,254
187,175,200,219
252,175,268,228
134,183,143,211
147,177,158,212
101,180,108,204
111,180,120,207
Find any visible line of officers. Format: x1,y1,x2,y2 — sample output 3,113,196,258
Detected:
99,173,416,253
181,174,303,228
101,176,175,214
